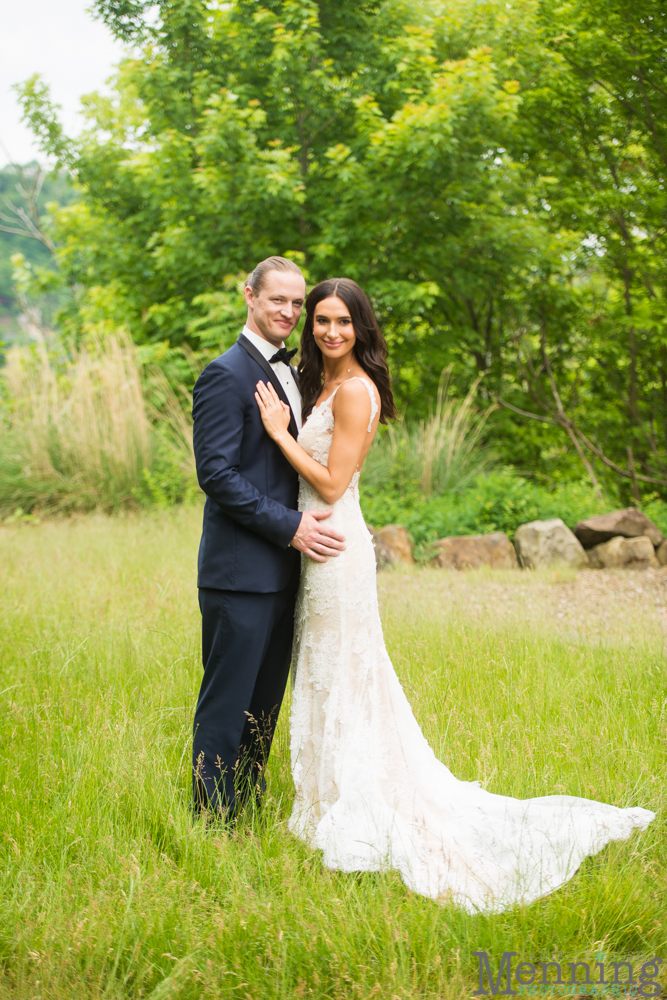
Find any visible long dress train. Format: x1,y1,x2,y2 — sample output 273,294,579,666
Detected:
289,377,655,913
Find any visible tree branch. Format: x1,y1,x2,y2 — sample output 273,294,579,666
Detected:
494,396,559,425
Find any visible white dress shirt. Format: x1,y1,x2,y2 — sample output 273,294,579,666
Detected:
242,325,303,431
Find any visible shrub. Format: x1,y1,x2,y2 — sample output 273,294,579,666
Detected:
361,370,667,553
360,470,624,554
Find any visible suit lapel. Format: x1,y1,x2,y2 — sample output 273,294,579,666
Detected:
237,333,299,440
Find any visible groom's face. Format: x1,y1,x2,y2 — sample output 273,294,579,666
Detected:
245,270,306,347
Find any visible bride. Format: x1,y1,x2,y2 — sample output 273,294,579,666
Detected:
254,277,654,913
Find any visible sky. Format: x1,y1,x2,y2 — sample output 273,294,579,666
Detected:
0,0,127,167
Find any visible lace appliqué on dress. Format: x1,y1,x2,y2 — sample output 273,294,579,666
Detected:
288,376,654,912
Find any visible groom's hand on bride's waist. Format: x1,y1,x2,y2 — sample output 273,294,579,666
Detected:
290,510,346,563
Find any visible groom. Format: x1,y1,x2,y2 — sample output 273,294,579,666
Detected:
191,255,345,819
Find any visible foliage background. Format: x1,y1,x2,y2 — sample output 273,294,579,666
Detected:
2,0,667,514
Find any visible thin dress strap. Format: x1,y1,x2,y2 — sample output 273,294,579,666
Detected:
328,376,379,432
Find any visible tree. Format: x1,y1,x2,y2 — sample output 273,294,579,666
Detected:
496,0,667,494
15,3,537,377
0,160,73,336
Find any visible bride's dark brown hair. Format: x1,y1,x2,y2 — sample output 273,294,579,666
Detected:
299,278,397,424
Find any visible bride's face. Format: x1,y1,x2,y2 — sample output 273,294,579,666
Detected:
312,296,356,363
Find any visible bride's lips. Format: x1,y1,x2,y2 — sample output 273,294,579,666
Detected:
322,341,344,349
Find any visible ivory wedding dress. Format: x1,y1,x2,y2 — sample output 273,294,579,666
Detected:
289,377,654,913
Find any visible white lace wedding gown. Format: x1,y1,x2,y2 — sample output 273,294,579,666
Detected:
289,377,654,913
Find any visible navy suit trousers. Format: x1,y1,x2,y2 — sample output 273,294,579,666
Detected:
193,573,299,815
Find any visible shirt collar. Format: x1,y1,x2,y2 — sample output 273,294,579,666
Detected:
242,325,283,363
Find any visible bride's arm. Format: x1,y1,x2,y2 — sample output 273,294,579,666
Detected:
255,379,374,504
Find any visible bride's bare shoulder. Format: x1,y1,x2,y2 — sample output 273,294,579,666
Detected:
337,375,379,404
333,376,380,426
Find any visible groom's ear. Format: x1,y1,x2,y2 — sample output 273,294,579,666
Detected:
244,285,254,309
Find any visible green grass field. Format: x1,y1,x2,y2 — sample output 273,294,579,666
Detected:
0,508,664,999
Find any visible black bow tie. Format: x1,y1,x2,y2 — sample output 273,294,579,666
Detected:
269,346,298,366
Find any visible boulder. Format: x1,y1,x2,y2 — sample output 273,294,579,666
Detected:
429,532,518,570
514,518,589,570
657,540,667,566
368,524,414,569
574,507,664,548
588,535,659,569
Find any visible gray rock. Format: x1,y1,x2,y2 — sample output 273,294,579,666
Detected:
514,518,590,570
574,507,664,548
657,540,667,566
367,524,414,569
588,535,659,569
429,532,518,570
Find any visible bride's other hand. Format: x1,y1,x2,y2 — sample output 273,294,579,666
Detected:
255,381,291,441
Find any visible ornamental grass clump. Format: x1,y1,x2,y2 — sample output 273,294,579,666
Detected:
363,368,496,498
0,332,196,516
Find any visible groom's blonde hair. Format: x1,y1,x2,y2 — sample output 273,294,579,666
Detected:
246,256,303,294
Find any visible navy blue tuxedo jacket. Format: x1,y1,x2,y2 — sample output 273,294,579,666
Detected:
193,334,302,592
